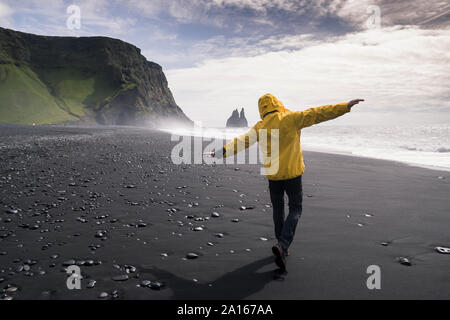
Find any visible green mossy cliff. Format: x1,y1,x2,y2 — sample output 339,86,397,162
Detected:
0,27,192,126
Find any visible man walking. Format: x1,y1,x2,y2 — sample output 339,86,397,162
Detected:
213,94,364,271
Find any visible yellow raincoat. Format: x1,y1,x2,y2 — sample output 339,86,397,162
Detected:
223,94,351,181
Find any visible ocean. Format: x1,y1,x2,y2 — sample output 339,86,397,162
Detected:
161,124,450,172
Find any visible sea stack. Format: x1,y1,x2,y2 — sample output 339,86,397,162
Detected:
226,108,248,127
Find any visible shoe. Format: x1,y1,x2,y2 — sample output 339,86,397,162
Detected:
272,244,286,271
276,239,289,256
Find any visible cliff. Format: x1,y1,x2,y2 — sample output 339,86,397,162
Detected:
0,27,192,126
226,108,248,127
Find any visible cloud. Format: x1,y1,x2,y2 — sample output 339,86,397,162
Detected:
0,1,12,17
142,32,322,69
166,27,450,126
336,0,450,29
1,0,136,36
123,0,450,30
0,1,13,27
123,0,345,30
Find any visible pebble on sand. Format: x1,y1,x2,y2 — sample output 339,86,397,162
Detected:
435,246,450,254
6,286,19,293
140,280,152,287
62,259,76,266
95,230,107,238
398,257,412,266
112,275,129,281
186,252,199,259
150,281,164,290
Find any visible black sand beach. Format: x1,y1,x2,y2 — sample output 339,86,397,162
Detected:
0,125,449,300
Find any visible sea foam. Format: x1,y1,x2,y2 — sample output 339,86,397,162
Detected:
160,124,450,172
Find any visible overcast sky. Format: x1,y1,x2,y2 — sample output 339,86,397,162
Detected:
1,0,449,126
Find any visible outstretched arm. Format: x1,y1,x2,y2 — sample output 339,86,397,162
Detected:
291,99,364,130
206,124,260,158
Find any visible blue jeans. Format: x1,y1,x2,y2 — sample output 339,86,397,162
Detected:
268,175,303,252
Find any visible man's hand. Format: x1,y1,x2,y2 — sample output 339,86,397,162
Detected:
203,152,215,158
348,99,364,109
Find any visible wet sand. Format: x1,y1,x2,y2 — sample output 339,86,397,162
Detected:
0,125,449,300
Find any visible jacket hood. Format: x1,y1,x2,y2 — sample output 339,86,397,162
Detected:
258,94,290,120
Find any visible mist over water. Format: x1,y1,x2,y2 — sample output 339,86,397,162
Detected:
161,124,450,171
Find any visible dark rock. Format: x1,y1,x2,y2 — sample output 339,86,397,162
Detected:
95,230,107,238
112,275,129,281
84,260,95,266
186,252,199,259
5,286,19,293
62,259,76,266
435,246,450,254
124,265,136,273
398,257,411,266
24,258,37,265
110,290,119,299
150,281,164,290
140,280,151,287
